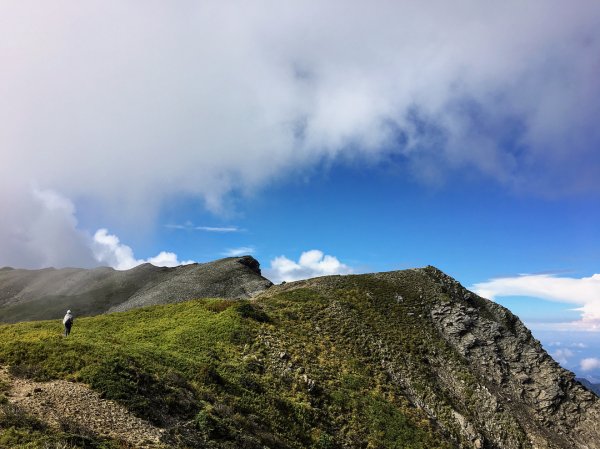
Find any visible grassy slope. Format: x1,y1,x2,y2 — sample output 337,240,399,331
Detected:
0,274,461,448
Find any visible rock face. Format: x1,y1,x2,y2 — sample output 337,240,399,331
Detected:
0,256,272,322
109,256,272,313
420,267,600,449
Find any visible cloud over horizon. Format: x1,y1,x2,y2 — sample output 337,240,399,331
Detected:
92,228,195,270
472,272,600,331
1,1,600,267
266,250,352,283
0,187,97,269
0,187,194,270
580,358,600,372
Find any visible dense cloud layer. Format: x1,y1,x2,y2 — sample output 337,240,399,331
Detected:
1,1,600,267
0,188,97,268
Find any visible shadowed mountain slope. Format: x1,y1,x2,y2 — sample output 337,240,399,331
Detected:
577,378,600,396
0,266,598,448
0,256,272,323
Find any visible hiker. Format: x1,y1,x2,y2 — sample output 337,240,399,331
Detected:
63,310,74,337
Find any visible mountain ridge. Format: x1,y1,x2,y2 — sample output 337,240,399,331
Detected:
0,256,272,323
0,264,598,448
576,378,600,396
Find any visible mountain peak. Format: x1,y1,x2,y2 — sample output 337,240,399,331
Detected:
0,256,272,323
234,255,262,275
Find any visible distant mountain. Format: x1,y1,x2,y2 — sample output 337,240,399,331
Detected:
0,265,599,448
577,378,600,396
0,256,272,323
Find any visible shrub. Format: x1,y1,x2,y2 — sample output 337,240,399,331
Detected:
235,303,271,323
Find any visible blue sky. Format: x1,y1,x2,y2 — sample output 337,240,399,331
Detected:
1,1,600,378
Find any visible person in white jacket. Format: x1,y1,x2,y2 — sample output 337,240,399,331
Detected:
63,310,74,337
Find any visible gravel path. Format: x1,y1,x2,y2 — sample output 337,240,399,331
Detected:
1,366,166,448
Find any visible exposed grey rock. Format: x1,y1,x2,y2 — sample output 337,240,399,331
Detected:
421,266,600,449
0,256,272,322
109,256,272,313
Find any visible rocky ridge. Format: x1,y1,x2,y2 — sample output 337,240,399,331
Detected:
421,267,600,448
0,256,272,322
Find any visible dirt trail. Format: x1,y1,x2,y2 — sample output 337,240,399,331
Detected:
0,366,166,448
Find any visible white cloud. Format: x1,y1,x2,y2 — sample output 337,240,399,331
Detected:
471,273,600,331
166,224,240,232
547,342,587,348
552,348,574,366
91,229,138,270
222,247,255,257
147,251,195,268
92,229,194,270
266,250,352,283
0,187,97,269
580,358,600,372
0,187,193,270
195,226,240,233
1,1,600,267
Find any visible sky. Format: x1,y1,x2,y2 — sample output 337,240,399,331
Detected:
1,1,600,379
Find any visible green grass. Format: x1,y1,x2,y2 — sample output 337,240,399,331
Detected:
0,278,472,448
0,299,245,425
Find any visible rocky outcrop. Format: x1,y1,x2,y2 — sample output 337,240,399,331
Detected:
109,256,272,313
421,266,600,449
0,256,272,322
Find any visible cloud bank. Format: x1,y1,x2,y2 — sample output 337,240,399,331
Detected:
0,187,193,270
1,1,600,267
266,250,352,283
472,273,600,331
0,187,98,269
92,228,194,270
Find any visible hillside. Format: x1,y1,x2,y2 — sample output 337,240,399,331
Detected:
576,378,600,396
0,256,272,323
0,267,599,448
